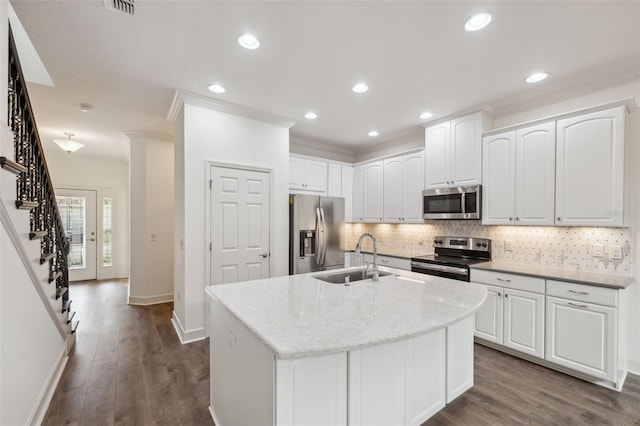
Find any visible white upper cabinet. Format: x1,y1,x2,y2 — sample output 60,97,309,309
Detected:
425,111,484,189
383,151,425,223
289,156,327,194
352,165,364,222
482,122,555,225
327,163,342,197
555,106,625,227
341,165,354,222
362,161,384,222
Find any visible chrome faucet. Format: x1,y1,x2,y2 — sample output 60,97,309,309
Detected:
355,232,379,281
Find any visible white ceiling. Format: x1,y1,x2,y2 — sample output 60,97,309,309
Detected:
10,0,640,160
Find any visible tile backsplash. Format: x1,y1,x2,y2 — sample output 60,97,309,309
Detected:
345,222,633,276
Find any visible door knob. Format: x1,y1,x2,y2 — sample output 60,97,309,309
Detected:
259,253,269,258
88,238,96,242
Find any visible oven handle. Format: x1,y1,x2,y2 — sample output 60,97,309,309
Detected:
410,262,469,276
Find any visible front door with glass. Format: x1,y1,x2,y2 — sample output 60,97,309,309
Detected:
56,189,97,281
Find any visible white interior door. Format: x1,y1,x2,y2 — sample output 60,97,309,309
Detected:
56,189,97,281
210,166,271,285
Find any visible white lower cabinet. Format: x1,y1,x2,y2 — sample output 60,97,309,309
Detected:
472,270,545,359
545,280,620,383
363,253,411,271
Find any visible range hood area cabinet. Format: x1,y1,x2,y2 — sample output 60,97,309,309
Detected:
289,156,328,194
482,104,628,227
424,111,492,190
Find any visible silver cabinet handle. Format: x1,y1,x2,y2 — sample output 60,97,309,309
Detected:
568,289,589,295
497,292,501,297
496,277,511,282
259,253,268,258
568,302,589,309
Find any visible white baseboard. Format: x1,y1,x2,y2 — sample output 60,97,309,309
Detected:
28,345,68,426
628,359,640,376
128,292,173,306
171,311,206,344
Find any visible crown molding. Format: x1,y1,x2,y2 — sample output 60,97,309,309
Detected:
290,136,355,157
420,104,495,128
166,89,296,129
123,130,173,142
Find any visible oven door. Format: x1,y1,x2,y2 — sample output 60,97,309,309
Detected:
410,261,470,281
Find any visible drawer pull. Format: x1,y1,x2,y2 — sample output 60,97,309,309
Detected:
568,289,589,295
568,302,589,309
496,278,511,283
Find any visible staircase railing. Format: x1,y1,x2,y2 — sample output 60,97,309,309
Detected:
7,26,70,310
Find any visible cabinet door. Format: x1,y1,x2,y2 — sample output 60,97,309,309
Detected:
546,296,616,381
473,285,503,344
402,151,425,222
327,163,342,197
424,122,450,189
383,157,403,222
363,161,384,222
503,289,545,359
289,157,306,190
482,132,515,225
304,159,328,193
341,166,354,222
352,166,364,222
450,111,482,186
515,122,556,225
555,106,625,226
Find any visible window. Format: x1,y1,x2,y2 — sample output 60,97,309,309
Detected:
102,197,113,267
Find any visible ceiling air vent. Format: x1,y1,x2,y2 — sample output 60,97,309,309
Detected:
104,0,134,15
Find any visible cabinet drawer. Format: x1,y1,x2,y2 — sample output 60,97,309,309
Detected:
363,254,410,271
471,270,545,294
546,280,617,307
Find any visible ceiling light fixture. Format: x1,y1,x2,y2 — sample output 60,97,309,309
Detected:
368,130,379,137
305,112,318,120
208,83,226,93
419,112,434,120
465,13,492,31
525,72,549,83
80,104,92,113
53,132,84,154
352,82,369,93
238,33,260,50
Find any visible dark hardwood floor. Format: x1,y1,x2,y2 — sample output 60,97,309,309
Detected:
42,279,640,425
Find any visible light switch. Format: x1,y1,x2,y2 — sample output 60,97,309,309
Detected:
150,233,158,242
504,240,514,251
227,330,237,350
592,244,604,257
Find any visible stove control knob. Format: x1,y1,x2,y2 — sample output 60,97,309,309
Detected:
476,242,481,247
482,243,488,248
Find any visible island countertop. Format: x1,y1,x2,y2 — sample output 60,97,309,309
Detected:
205,267,487,359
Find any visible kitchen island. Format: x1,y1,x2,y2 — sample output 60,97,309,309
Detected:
205,267,487,426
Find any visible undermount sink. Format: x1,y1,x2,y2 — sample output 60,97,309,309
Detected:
313,269,393,284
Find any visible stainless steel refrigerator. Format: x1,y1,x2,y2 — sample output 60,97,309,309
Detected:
289,194,345,274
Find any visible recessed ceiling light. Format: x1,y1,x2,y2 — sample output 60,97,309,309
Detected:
80,104,92,113
305,112,318,120
465,13,492,31
208,84,226,94
368,130,379,137
525,72,549,83
419,112,434,120
352,82,369,93
238,33,260,50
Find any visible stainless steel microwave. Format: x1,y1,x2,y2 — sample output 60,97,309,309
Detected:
422,185,481,220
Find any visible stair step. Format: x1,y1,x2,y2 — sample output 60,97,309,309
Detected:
29,230,47,240
49,270,62,283
0,156,26,174
70,320,79,334
40,252,55,264
15,200,39,210
67,310,76,324
62,299,72,313
56,286,68,300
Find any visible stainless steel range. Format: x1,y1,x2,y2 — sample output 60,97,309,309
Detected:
410,236,491,282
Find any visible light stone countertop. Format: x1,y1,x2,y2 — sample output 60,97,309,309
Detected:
471,261,633,289
346,249,432,259
205,267,487,359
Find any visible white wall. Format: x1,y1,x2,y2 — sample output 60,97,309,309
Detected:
173,100,290,342
45,150,129,279
491,81,640,373
128,132,174,305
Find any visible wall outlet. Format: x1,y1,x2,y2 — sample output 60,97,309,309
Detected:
504,240,514,251
610,245,623,260
592,244,604,257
